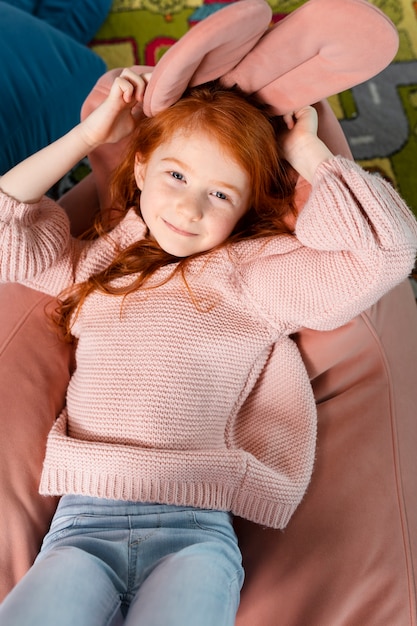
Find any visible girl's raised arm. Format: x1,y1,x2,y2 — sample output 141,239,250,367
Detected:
0,69,148,204
281,106,334,184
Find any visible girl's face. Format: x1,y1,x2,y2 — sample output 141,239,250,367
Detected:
134,130,251,257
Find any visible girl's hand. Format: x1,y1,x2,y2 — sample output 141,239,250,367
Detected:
78,68,150,150
280,106,334,183
0,68,151,203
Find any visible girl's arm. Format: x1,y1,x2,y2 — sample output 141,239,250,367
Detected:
0,69,148,204
281,106,334,184
240,108,417,332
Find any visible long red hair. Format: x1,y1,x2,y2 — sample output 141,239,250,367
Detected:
56,81,297,340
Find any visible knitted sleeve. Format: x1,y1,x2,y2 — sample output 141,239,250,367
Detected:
0,190,80,295
228,337,317,528
0,192,145,296
238,157,417,332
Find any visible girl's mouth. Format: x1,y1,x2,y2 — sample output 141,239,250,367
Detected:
162,219,198,237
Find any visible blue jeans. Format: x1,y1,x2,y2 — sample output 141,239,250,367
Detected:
0,496,244,626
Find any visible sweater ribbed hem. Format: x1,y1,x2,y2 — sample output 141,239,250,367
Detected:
39,412,299,530
40,468,296,530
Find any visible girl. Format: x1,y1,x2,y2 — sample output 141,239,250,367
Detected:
0,69,416,626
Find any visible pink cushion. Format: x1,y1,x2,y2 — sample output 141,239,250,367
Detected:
0,284,71,598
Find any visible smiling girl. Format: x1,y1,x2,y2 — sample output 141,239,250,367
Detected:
0,69,416,626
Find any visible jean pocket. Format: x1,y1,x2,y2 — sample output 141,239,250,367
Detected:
191,510,235,538
40,514,77,552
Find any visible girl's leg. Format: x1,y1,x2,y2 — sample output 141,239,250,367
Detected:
0,498,243,626
0,495,130,626
0,546,123,626
125,509,244,626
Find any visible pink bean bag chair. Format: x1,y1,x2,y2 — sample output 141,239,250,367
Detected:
1,1,416,623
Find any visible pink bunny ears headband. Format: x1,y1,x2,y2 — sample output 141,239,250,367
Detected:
142,0,399,117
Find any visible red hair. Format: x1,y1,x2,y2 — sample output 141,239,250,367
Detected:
56,81,297,340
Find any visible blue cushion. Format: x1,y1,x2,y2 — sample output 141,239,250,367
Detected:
1,0,112,44
0,3,107,174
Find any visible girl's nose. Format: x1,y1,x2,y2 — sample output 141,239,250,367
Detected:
176,193,204,221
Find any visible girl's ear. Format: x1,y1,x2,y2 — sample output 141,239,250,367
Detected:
134,154,146,190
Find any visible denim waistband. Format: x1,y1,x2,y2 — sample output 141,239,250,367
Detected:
56,494,226,519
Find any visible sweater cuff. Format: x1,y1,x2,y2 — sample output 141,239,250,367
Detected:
0,188,42,226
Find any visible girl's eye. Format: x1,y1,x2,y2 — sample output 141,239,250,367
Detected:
170,171,184,181
213,191,227,200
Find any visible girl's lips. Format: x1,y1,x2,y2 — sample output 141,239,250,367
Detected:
162,219,198,237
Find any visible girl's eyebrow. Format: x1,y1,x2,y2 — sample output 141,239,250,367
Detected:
161,156,188,170
161,157,244,197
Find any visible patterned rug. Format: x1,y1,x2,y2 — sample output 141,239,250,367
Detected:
88,0,417,220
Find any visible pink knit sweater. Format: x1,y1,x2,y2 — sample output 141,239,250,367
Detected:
1,157,416,529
